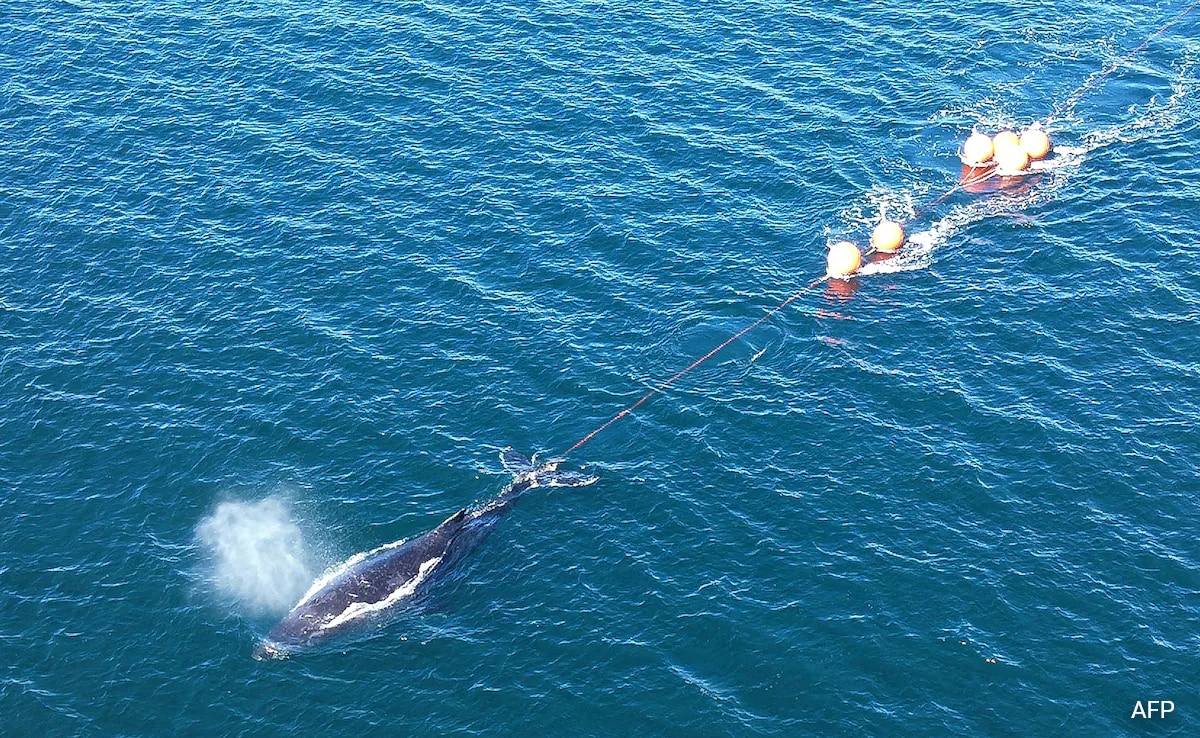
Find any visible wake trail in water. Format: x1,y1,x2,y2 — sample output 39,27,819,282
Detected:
195,497,319,615
855,52,1197,278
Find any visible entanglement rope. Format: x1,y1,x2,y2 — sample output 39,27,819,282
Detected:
558,2,1198,460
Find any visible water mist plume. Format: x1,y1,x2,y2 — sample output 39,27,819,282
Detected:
196,497,316,615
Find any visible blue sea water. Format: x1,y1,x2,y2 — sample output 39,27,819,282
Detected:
2,0,1199,735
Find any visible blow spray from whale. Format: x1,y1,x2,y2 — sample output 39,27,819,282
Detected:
254,449,596,659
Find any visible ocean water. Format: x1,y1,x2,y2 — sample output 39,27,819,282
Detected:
2,0,1198,735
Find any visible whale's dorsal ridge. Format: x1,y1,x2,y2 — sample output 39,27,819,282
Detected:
440,507,468,530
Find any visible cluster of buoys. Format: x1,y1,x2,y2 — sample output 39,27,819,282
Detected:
825,122,1053,280
961,124,1052,175
825,216,906,278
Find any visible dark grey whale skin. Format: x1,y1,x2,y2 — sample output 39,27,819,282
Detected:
253,450,596,659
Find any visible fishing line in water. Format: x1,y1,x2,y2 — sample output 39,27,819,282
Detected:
561,275,829,458
1048,0,1200,124
558,1,1198,460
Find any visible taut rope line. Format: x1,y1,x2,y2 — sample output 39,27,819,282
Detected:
561,275,828,458
560,165,1003,459
1048,0,1200,123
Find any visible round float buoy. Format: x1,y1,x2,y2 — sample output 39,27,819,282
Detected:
995,143,1030,172
992,130,1020,153
1020,126,1051,159
871,219,905,253
962,132,994,165
827,241,862,278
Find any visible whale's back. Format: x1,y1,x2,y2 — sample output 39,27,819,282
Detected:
263,508,471,649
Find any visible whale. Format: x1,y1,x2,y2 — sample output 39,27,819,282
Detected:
253,449,596,659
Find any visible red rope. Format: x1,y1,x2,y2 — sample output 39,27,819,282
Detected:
1049,0,1200,123
561,276,828,458
911,168,998,221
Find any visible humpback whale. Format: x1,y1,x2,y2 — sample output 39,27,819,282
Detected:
253,449,596,659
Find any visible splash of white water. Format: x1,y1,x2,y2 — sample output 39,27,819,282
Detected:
851,52,1197,277
858,150,1080,277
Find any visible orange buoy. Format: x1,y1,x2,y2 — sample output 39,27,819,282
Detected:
871,219,905,253
994,143,1030,172
992,130,1020,153
826,241,862,279
1020,126,1051,159
962,132,994,165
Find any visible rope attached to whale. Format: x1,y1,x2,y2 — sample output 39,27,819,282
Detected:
560,275,829,458
558,1,1199,460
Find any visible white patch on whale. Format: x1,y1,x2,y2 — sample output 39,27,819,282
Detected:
291,535,413,610
318,555,444,632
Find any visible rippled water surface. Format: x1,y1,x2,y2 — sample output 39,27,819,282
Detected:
3,1,1198,735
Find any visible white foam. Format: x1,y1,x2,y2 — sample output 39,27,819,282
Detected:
858,173,1067,278
1014,145,1086,175
1086,57,1198,149
855,143,1089,278
826,185,919,247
